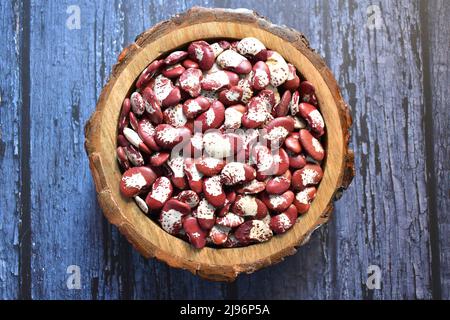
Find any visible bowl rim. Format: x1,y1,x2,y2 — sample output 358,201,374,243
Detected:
85,7,354,281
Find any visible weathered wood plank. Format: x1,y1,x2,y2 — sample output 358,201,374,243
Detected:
28,0,132,299
426,0,450,300
325,0,432,299
0,0,23,300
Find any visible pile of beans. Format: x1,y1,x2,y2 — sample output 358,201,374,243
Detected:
117,38,325,249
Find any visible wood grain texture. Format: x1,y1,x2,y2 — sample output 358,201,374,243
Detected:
324,0,433,299
0,0,22,300
28,0,131,299
426,0,450,299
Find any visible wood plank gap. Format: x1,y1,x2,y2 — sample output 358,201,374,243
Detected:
225,281,238,300
18,0,31,300
418,0,442,300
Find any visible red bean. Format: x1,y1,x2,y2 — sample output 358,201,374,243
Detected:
116,38,328,249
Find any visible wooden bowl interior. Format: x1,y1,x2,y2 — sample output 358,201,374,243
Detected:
96,21,344,274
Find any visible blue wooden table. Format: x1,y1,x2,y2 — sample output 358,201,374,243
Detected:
0,0,448,300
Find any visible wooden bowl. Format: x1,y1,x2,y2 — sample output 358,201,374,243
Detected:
85,7,354,281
